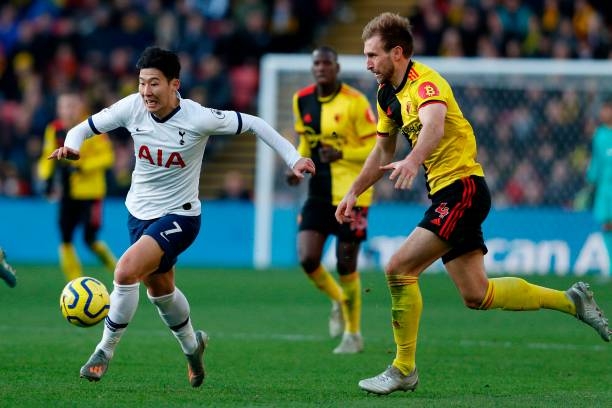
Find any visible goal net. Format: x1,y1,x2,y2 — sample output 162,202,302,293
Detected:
254,55,612,269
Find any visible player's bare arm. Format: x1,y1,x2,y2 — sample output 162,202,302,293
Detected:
381,103,447,190
48,146,80,161
335,134,396,224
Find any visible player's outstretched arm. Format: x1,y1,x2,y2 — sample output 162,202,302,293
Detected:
241,113,312,170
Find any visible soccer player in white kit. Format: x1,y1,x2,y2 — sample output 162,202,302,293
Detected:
49,46,316,387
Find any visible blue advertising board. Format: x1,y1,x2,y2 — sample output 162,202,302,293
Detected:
0,198,608,277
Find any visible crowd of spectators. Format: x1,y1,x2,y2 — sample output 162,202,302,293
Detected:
409,0,612,59
0,0,339,197
0,0,611,209
395,0,612,208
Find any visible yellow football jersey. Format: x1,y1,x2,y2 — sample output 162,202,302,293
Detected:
376,60,484,195
38,119,114,199
293,82,377,206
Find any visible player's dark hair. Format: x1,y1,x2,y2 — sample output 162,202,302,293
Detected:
136,46,181,80
362,12,414,58
313,45,338,62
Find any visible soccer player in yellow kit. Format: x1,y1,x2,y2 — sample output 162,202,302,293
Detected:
38,91,117,281
335,12,611,395
288,46,377,354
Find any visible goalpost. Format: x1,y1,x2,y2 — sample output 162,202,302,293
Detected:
254,54,612,270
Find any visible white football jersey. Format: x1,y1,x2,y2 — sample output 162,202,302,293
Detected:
76,93,292,220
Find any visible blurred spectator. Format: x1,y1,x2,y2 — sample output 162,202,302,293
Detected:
214,5,270,67
195,54,232,110
229,63,259,113
217,170,252,201
458,4,484,56
496,0,534,44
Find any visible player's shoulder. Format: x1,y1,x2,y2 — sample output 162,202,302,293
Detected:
410,60,447,84
339,83,368,99
119,93,142,105
295,84,317,98
180,97,204,109
181,98,231,122
109,93,143,113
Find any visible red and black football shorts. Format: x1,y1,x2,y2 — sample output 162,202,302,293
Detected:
418,175,491,264
299,198,368,242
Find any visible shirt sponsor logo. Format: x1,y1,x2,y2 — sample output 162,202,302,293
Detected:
138,145,186,168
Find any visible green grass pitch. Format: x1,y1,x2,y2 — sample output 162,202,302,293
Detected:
1,265,610,407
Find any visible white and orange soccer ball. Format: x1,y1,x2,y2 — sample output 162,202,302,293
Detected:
60,277,110,327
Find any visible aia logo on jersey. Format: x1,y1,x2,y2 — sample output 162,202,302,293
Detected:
138,145,186,168
418,81,440,99
432,202,449,226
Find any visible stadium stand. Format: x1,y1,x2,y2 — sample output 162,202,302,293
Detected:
0,0,611,204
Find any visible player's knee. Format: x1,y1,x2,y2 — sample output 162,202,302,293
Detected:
336,260,356,275
384,254,403,276
299,257,319,274
113,260,137,285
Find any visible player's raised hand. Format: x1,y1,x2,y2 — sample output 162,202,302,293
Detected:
48,146,80,161
335,192,357,224
291,157,316,179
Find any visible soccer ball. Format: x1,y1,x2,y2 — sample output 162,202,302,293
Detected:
60,277,110,327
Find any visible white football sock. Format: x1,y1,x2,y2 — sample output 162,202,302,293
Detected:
96,281,140,359
148,287,197,354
